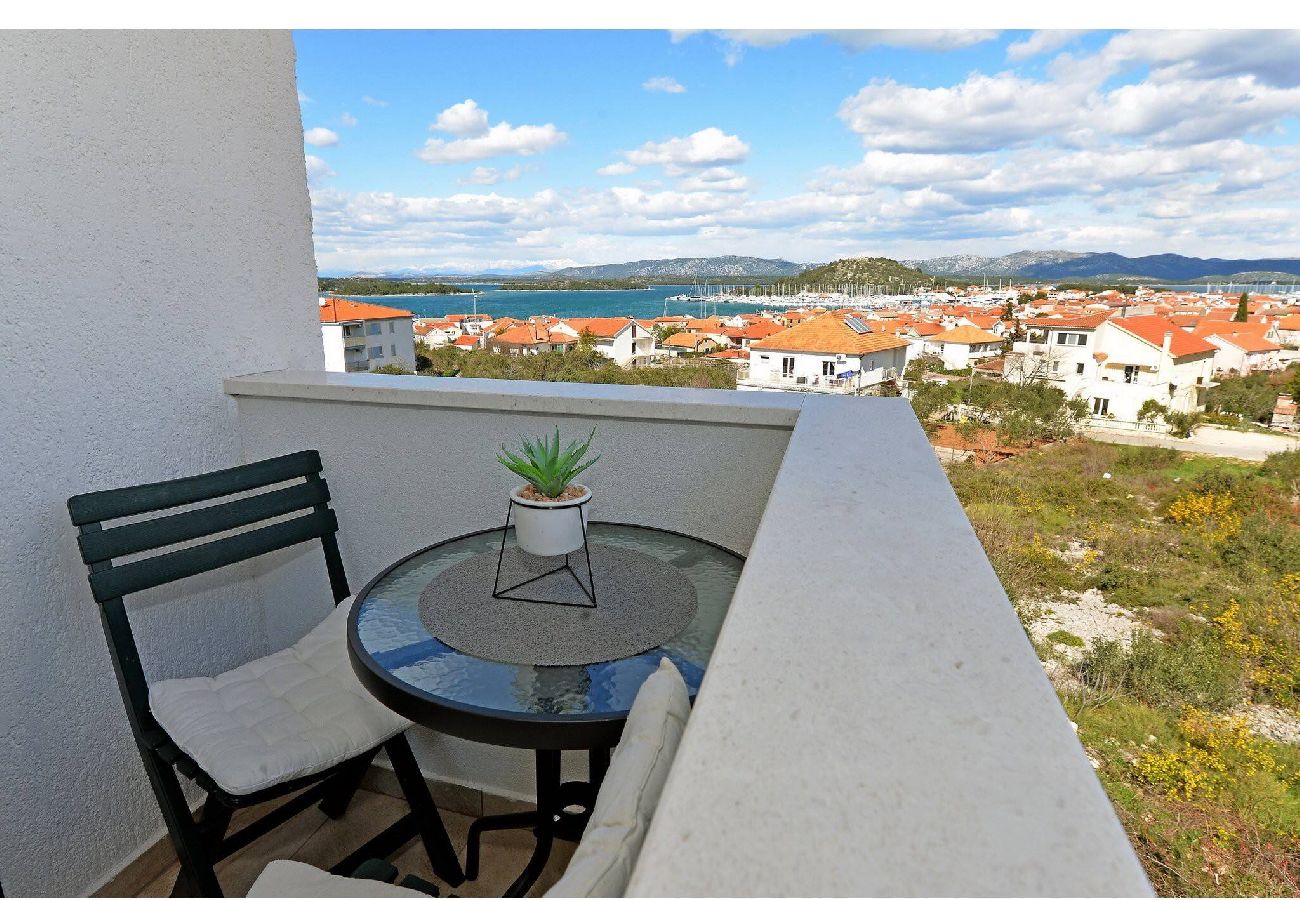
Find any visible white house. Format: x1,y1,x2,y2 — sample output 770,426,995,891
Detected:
554,318,655,366
1278,314,1300,348
1202,332,1284,375
1086,317,1216,419
1010,314,1216,422
1009,314,1109,397
741,310,909,393
319,297,416,373
928,325,1005,370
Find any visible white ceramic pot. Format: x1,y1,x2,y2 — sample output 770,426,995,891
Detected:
511,484,591,557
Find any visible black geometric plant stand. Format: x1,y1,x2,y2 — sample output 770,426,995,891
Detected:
491,497,597,608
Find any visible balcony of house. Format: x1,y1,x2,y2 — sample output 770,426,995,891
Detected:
3,30,1150,900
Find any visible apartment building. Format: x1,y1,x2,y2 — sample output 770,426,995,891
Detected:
319,297,416,372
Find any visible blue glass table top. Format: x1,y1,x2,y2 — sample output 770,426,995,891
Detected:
348,523,744,748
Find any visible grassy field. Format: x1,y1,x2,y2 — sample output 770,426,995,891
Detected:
946,439,1300,895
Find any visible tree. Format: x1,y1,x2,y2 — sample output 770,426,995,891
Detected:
1137,399,1167,424
1233,292,1249,322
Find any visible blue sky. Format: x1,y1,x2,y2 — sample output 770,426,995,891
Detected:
295,30,1300,274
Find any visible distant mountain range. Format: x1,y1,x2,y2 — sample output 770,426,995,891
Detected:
548,256,807,279
329,251,1300,284
905,251,1300,281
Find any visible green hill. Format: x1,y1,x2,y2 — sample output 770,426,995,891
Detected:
790,256,964,292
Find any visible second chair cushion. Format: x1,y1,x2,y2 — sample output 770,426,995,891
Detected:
150,597,409,796
545,658,691,898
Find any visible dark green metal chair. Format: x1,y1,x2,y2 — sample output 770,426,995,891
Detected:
68,450,464,897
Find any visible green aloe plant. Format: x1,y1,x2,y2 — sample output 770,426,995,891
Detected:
498,427,599,499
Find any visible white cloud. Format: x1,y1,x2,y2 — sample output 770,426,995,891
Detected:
838,74,1082,153
304,155,336,184
362,95,388,107
419,100,566,164
433,99,490,137
677,166,750,193
1006,30,1088,61
340,112,358,127
307,29,1300,271
625,127,750,168
462,165,524,185
297,90,311,104
304,127,340,148
643,76,686,94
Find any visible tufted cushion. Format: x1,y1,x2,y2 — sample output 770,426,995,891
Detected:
247,860,427,898
545,658,690,898
149,597,409,796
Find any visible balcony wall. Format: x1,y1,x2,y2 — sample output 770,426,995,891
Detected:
0,31,323,898
226,371,1152,896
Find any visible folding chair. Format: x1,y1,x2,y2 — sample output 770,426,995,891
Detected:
68,450,464,897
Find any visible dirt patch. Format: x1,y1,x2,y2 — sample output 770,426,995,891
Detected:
1029,588,1154,663
930,424,1038,463
1241,703,1300,744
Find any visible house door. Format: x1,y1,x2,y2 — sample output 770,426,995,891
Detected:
1092,397,1109,415
782,356,796,377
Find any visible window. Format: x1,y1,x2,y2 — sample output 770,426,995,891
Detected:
366,322,382,335
821,360,835,376
368,346,384,359
1076,363,1085,375
1050,361,1060,373
1092,397,1109,415
758,354,769,360
388,321,395,333
1124,365,1138,384
1056,332,1088,346
781,356,796,376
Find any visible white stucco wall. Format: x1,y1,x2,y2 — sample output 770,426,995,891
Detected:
0,31,322,896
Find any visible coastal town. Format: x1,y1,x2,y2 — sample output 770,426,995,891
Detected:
319,281,1300,435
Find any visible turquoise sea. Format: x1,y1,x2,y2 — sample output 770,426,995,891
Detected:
342,284,785,320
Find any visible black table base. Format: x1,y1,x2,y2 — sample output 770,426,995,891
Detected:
466,747,610,897
349,747,609,897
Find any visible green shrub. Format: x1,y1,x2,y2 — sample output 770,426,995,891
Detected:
1077,631,1245,712
1165,410,1202,438
1047,629,1085,647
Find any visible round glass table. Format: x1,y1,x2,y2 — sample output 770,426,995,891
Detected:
347,521,744,895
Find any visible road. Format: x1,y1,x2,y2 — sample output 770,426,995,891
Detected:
1084,423,1300,461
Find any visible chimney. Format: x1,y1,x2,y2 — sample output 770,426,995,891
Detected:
319,297,328,307
1162,330,1173,355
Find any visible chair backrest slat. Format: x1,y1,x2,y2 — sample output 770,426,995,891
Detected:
67,449,322,526
77,479,330,565
87,508,339,602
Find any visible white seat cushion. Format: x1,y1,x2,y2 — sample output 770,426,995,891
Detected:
150,597,409,796
545,658,690,898
247,860,427,898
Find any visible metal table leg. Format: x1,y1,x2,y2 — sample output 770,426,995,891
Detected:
465,747,610,897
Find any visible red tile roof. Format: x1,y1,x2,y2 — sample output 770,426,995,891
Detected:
1025,314,1110,330
562,317,640,338
1213,333,1282,353
319,297,412,323
1107,316,1216,358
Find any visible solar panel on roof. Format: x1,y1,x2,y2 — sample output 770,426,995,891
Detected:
844,316,870,334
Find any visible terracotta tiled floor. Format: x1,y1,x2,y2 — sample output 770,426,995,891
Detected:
134,789,574,898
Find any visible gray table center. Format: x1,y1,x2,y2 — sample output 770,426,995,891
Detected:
417,544,699,666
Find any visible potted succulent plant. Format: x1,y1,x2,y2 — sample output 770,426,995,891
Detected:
497,427,599,557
